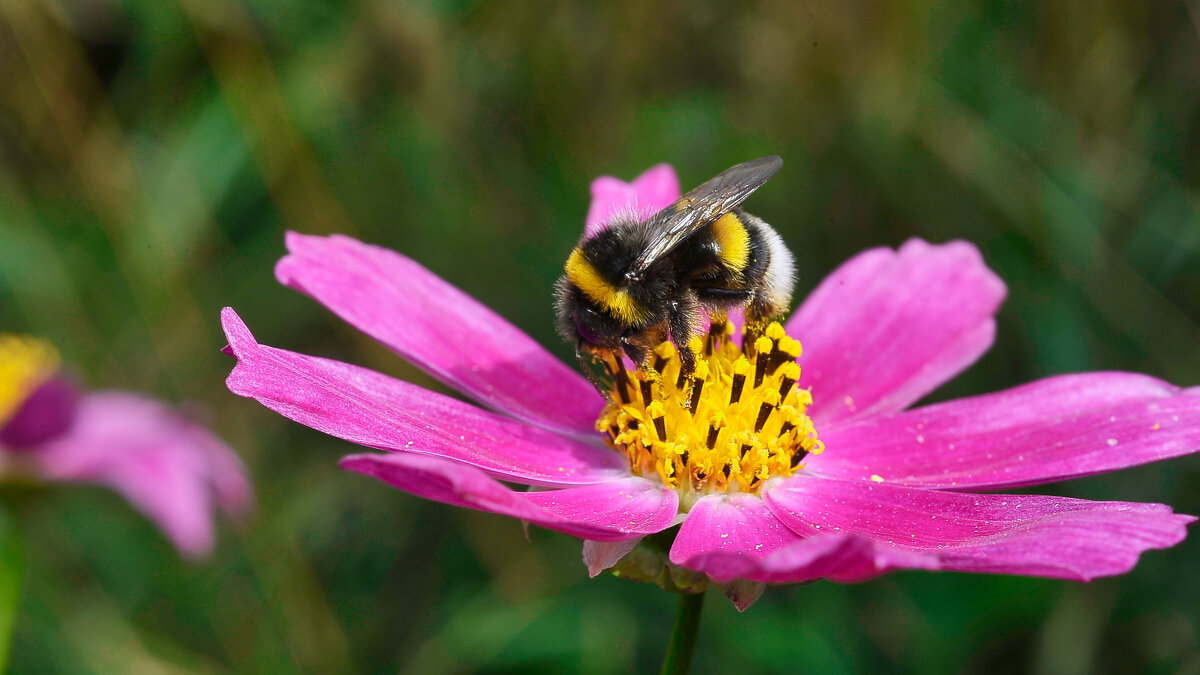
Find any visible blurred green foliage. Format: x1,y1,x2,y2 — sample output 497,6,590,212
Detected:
1,0,1199,672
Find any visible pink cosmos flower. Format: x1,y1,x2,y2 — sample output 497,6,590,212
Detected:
0,335,252,556
220,164,1200,610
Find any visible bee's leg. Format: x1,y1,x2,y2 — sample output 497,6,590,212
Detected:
695,287,754,348
743,294,779,355
675,339,696,379
695,287,754,310
575,342,615,400
620,337,648,370
667,298,699,378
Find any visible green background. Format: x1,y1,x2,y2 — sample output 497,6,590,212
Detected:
1,0,1199,672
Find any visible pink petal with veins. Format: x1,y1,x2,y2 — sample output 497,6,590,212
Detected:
787,239,1005,427
341,453,675,542
223,308,623,487
811,373,1200,490
277,232,600,435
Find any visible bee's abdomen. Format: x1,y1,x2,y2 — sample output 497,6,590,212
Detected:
711,212,752,274
712,209,772,292
742,212,795,315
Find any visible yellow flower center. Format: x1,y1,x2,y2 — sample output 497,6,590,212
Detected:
0,334,61,427
594,320,822,510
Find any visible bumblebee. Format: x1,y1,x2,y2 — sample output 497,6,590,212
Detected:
555,156,795,381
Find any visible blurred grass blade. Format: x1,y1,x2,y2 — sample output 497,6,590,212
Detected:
0,508,24,674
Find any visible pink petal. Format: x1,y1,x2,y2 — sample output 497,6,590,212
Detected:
668,490,937,584
583,164,680,236
765,476,1195,580
668,493,804,583
275,232,600,435
787,239,1006,426
198,427,257,516
672,519,934,584
32,392,252,557
724,307,745,348
752,533,939,584
811,372,1200,490
222,308,624,487
340,453,675,542
523,478,678,536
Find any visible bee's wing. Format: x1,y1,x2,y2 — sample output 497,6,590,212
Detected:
627,155,782,278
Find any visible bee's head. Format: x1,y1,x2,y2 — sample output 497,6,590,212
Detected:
556,228,652,350
554,277,624,350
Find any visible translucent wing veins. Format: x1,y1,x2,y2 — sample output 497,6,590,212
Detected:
626,155,782,280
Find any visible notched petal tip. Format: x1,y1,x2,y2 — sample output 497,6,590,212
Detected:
282,229,308,251
275,230,327,287
219,308,266,399
790,238,1010,426
219,307,257,357
589,175,632,197
631,163,680,199
901,238,1009,301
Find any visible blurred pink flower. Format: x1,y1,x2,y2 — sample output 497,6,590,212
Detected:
0,336,252,556
221,164,1200,609
584,163,679,237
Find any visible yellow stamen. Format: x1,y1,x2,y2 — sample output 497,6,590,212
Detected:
0,335,61,427
595,321,822,509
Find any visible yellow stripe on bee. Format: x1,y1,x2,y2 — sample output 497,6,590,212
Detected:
565,249,648,324
712,213,750,273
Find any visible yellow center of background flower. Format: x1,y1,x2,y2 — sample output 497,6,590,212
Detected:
0,334,61,427
595,320,822,510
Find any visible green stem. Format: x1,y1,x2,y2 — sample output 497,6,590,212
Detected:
660,591,705,675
